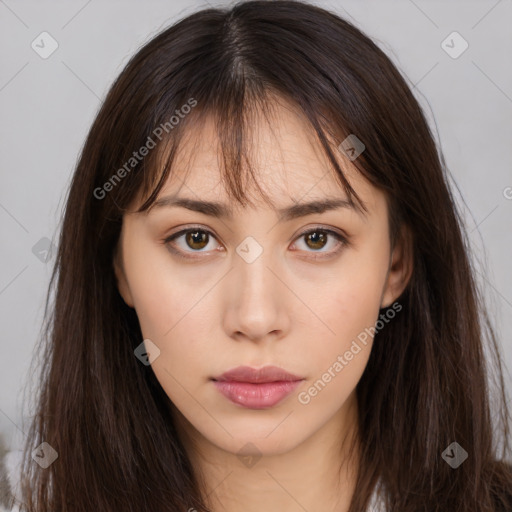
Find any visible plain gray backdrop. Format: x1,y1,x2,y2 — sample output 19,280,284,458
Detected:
1,0,511,455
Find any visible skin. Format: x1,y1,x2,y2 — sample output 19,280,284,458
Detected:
114,97,412,512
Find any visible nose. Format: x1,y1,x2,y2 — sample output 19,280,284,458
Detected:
222,246,291,343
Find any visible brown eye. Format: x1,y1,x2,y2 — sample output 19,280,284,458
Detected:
291,227,348,259
185,230,209,250
304,231,328,250
164,225,348,261
164,227,221,259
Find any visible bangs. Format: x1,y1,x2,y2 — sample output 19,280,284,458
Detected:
132,86,370,217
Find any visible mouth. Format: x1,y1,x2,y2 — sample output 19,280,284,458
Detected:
211,365,305,409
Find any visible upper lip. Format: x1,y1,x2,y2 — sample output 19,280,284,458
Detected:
212,365,304,383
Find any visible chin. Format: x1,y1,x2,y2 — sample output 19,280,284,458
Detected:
208,419,307,457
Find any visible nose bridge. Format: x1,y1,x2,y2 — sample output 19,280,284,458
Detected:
236,236,273,295
224,235,288,341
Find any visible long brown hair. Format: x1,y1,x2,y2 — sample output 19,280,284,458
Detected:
14,1,511,510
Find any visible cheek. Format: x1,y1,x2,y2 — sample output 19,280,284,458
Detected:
294,255,388,413
124,238,208,339
123,241,218,392
317,250,388,345
298,239,389,387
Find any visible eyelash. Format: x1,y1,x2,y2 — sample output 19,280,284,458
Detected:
163,225,349,261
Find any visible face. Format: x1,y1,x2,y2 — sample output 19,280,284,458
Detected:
114,98,410,459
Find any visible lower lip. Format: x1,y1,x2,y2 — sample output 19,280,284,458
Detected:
212,380,302,409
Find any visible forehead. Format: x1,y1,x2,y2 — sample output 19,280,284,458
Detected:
152,96,383,215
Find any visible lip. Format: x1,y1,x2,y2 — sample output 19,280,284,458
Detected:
213,365,303,383
211,365,304,409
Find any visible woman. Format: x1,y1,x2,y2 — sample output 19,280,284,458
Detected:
11,1,512,510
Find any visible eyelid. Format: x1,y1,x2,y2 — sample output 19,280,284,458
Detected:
294,224,348,242
163,224,349,260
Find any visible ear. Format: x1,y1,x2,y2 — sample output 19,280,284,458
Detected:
113,244,135,308
380,224,413,308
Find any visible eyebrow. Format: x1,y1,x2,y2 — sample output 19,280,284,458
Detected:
149,195,366,221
